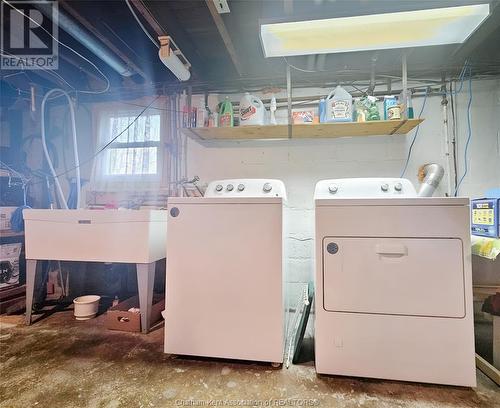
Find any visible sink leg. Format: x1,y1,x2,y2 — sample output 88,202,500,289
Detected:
137,262,155,334
25,259,37,325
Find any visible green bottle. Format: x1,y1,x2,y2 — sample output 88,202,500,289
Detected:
218,98,234,127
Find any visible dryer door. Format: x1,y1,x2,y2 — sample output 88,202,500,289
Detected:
322,237,465,318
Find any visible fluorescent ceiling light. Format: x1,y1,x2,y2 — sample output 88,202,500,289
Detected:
260,4,490,57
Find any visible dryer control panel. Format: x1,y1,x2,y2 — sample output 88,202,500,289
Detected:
314,178,417,199
206,179,287,199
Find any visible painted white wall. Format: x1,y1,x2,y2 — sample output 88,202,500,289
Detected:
186,79,500,300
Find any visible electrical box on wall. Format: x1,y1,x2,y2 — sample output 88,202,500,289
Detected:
472,198,500,238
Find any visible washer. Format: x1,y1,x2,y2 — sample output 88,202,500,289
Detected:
165,179,286,364
314,178,475,386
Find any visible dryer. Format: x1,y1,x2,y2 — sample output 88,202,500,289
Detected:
314,178,475,386
165,179,286,364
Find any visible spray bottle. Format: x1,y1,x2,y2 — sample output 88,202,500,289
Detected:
270,95,277,125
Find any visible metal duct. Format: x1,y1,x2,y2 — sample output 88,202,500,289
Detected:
417,163,445,197
37,3,135,77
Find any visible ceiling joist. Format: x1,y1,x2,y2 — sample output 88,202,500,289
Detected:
59,0,148,79
128,0,166,38
204,0,244,76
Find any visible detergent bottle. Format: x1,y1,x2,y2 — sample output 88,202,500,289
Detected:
239,92,265,126
326,85,353,122
218,97,234,127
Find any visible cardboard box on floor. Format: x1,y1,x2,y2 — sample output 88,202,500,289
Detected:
105,295,164,332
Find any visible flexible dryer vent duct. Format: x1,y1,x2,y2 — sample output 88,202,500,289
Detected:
417,163,444,197
36,3,134,77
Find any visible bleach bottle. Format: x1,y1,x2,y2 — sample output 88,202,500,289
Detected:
326,85,353,122
239,93,265,126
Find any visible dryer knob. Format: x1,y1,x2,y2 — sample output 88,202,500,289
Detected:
381,183,389,192
226,184,234,191
215,184,223,192
394,182,403,191
263,183,272,193
328,185,338,194
237,184,245,191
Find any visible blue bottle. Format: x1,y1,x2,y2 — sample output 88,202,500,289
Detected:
319,99,326,123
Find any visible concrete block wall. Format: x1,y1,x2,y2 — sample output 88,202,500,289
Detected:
186,79,500,302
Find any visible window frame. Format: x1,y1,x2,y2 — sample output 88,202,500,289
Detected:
91,104,166,190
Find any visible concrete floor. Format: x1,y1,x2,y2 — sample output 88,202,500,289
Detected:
0,310,499,408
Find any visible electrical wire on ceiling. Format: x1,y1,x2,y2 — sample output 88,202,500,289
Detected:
2,0,111,95
0,52,78,97
125,0,160,49
283,57,318,73
100,20,151,63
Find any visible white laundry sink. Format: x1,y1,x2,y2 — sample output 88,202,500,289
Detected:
23,209,167,263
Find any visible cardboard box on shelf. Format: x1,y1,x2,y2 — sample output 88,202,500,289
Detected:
105,294,164,332
0,207,17,230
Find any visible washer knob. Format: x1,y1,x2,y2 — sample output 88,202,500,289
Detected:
263,183,272,193
215,184,223,192
394,182,403,192
226,184,234,191
328,185,338,194
381,183,389,192
237,184,245,192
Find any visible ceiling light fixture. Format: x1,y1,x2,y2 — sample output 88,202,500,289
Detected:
158,36,191,81
260,4,490,57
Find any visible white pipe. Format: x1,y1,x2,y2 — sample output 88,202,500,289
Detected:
418,163,445,197
41,89,81,209
442,95,454,196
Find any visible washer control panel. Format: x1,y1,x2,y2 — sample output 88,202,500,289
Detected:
206,179,287,199
315,178,417,199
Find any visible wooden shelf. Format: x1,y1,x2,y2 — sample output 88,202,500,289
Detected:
180,119,424,141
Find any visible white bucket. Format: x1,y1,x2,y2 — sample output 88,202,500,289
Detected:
73,295,101,321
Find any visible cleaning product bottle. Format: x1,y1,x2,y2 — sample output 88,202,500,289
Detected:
326,85,353,122
269,95,277,125
383,96,398,120
218,97,234,127
318,98,326,123
196,99,208,128
407,93,414,119
239,92,265,126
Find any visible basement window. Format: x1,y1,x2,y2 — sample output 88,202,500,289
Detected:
93,109,163,189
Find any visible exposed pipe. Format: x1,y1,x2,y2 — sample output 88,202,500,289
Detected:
417,163,445,197
441,89,455,197
36,3,135,77
41,89,81,209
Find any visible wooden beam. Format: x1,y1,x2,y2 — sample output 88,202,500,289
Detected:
129,0,165,37
476,354,500,386
58,0,147,79
204,0,244,76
